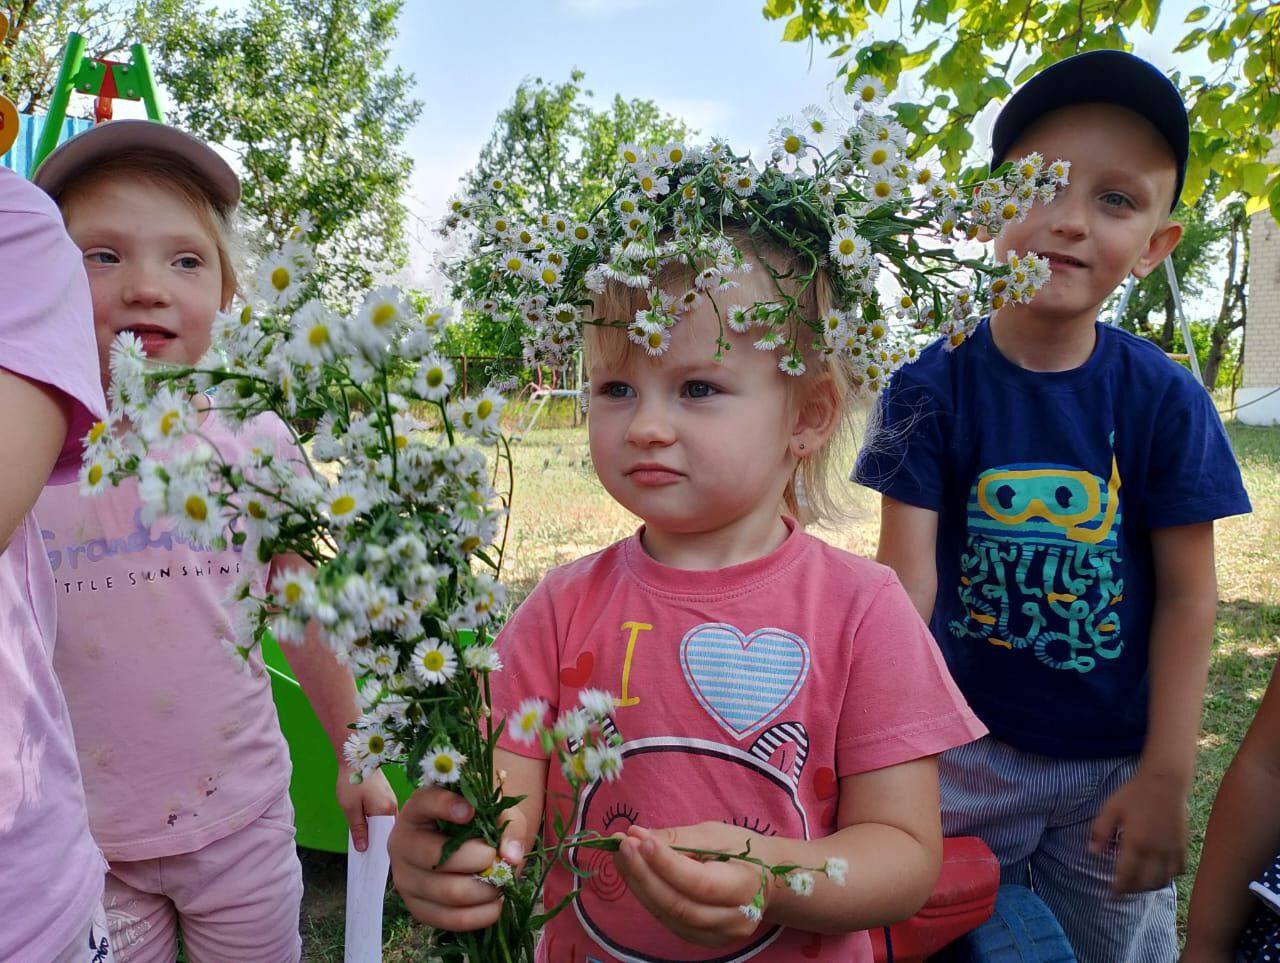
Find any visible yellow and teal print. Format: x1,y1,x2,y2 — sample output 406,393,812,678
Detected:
952,445,1124,673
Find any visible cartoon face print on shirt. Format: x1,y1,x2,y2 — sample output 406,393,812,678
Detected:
570,722,811,962
951,436,1125,673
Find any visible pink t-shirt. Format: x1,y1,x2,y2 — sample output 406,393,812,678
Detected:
36,410,296,861
0,166,109,961
492,519,987,963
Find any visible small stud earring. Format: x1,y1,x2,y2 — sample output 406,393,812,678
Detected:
798,442,806,450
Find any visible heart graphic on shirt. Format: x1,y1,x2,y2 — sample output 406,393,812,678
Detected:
813,766,838,800
679,622,810,741
559,651,594,688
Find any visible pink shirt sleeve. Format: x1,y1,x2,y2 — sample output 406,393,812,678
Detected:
491,574,564,760
834,571,986,777
0,168,106,484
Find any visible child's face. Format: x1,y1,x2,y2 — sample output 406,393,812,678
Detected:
62,176,224,381
994,102,1182,325
587,297,800,541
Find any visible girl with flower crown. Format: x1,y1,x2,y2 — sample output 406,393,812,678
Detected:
388,224,990,959
30,122,399,962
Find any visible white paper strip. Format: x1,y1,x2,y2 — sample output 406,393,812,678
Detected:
344,814,395,963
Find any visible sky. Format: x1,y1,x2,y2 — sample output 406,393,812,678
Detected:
387,0,1213,288
131,0,1217,299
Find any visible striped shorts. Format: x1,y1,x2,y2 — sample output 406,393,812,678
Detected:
940,735,1178,963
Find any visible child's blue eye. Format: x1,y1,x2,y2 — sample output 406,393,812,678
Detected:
85,251,119,265
1100,192,1133,209
684,381,718,399
600,382,634,399
175,255,203,270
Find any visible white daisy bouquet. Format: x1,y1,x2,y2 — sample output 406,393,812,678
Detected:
441,86,1066,386
78,238,841,959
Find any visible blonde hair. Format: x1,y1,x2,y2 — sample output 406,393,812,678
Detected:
584,228,858,525
56,149,240,308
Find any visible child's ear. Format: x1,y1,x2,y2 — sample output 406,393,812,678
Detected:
789,373,840,459
1131,219,1183,280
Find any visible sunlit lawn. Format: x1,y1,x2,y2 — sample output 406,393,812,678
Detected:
297,413,1280,958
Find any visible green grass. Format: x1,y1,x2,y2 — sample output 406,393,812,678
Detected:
297,420,1280,959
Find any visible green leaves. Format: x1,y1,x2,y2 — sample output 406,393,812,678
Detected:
763,0,1280,223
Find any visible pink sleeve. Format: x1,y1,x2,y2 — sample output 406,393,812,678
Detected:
0,170,106,485
490,575,564,761
834,571,986,777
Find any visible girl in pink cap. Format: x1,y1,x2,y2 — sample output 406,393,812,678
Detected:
31,123,397,963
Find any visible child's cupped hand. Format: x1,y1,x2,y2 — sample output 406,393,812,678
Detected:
388,786,529,930
337,765,400,852
1089,765,1189,894
612,822,767,948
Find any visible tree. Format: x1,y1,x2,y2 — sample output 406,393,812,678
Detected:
1108,185,1248,388
140,0,421,298
0,0,198,114
762,0,1280,221
462,70,692,223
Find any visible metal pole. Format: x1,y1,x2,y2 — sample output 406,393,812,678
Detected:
1165,257,1204,387
29,32,86,176
1110,274,1137,326
128,43,165,123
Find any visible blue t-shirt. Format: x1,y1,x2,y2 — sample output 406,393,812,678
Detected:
855,319,1251,758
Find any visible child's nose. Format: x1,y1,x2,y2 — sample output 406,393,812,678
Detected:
121,264,172,307
1047,186,1089,240
625,399,676,447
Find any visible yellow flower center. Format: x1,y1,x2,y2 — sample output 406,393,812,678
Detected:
1002,203,1018,220
784,134,801,154
372,304,397,327
184,495,208,522
284,583,302,604
860,85,877,102
477,399,494,420
423,650,445,672
88,421,107,443
160,410,179,436
669,147,684,163
433,754,455,774
308,325,329,347
240,305,253,326
426,368,445,388
838,238,855,256
647,332,664,349
874,181,892,198
368,735,385,754
248,500,267,520
331,495,356,516
495,219,508,233
270,267,291,292
505,257,523,273
899,295,913,309
541,268,558,285
991,278,1008,294
395,434,408,450
87,464,103,486
870,148,888,166
573,226,590,240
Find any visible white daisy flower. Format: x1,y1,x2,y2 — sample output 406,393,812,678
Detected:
829,227,870,269
787,871,815,896
634,167,670,199
499,251,531,279
662,142,687,166
462,644,502,673
413,355,456,402
554,707,590,743
824,857,849,886
535,259,563,289
584,744,623,782
578,688,614,720
140,388,194,447
849,75,886,107
618,142,643,166
802,104,828,136
291,300,339,361
739,903,763,923
477,858,514,888
726,305,753,333
510,697,550,744
411,638,458,685
322,482,370,527
487,214,514,238
770,120,808,160
345,728,398,770
256,249,308,307
779,352,807,377
754,329,784,351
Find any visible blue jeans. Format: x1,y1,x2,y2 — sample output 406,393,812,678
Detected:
935,885,1076,962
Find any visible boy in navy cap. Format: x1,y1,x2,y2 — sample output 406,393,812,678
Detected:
857,50,1251,961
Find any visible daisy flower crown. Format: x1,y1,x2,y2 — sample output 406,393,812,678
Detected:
443,88,1067,394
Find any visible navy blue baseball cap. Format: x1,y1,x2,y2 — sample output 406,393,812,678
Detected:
990,50,1189,208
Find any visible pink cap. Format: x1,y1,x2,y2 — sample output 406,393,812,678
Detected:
32,119,240,213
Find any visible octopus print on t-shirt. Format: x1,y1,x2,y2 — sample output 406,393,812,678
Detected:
950,441,1124,674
